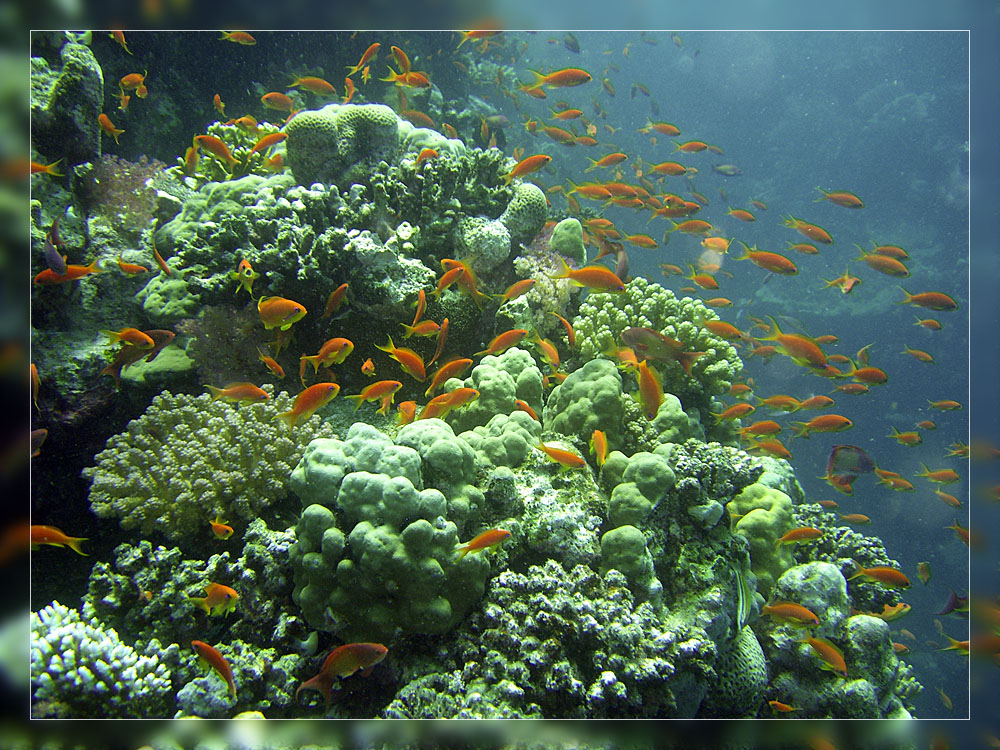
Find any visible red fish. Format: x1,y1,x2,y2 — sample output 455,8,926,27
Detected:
98,114,125,144
277,383,340,429
525,67,593,89
219,31,256,45
30,525,87,555
297,642,388,708
192,640,236,697
34,259,101,285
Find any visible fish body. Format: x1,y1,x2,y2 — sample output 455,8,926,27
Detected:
205,382,269,403
277,383,340,429
189,582,239,615
296,643,388,708
258,296,306,330
30,525,87,555
456,528,511,558
192,640,236,696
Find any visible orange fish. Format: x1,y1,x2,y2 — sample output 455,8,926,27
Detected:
639,120,681,136
342,76,356,103
102,327,154,349
30,159,63,177
220,30,256,45
98,113,124,144
414,148,438,166
321,283,349,319
915,464,960,484
928,399,962,410
395,400,417,425
635,360,664,419
213,93,225,115
901,344,933,363
783,215,833,244
230,258,260,297
549,258,625,292
624,234,658,249
116,256,149,276
585,152,628,171
888,426,922,446
502,154,551,184
589,429,608,466
191,640,236,697
346,42,381,75
791,414,852,438
297,642,388,708
119,69,147,93
193,135,238,170
428,317,449,366
346,380,402,414
734,242,797,275
189,582,239,615
795,395,834,411
788,241,820,255
775,527,824,548
30,525,87,555
525,67,593,89
837,513,871,525
498,279,536,305
424,358,473,397
802,635,848,677
847,562,911,588
726,207,756,222
551,107,584,121
855,246,909,277
761,601,820,627
399,320,440,339
205,382,269,403
209,514,234,540
375,335,426,381
301,338,354,374
934,489,961,508
699,320,744,341
261,92,297,112
548,312,576,348
514,399,539,421
278,383,340,429
248,132,287,157
258,296,306,330
672,140,708,153
820,266,862,294
768,700,797,713
455,29,500,49
741,420,782,437
536,441,587,470
756,316,827,369
815,187,864,208
456,528,512,558
257,349,284,378
109,30,132,54
475,329,529,357
290,75,336,96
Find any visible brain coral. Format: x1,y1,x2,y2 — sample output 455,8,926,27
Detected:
84,386,334,540
572,276,742,420
700,625,767,718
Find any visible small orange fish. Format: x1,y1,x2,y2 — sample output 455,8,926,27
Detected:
514,399,539,421
502,154,551,185
346,380,403,414
31,159,64,177
928,399,962,410
191,640,236,697
375,335,426,381
230,258,260,297
424,358,473,397
321,283,349,319
837,513,871,525
258,296,307,330
456,528,512,558
475,329,529,357
213,93,225,115
220,30,256,45
536,441,587,470
399,320,440,338
414,148,438,166
802,635,848,677
30,525,87,555
855,246,909,277
277,383,340,429
249,132,287,157
193,135,238,170
116,256,149,276
109,30,132,54
498,279,536,305
209,514,234,540
734,242,798,275
589,429,608,466
713,403,755,421
761,601,820,627
289,75,336,96
901,344,934,363
915,464,960,484
301,338,354,373
189,582,239,615
297,643,388,708
342,76,355,103
815,187,864,208
525,67,593,89
346,42,381,76
396,400,417,425
261,91,297,112
726,207,756,222
887,426,922,446
428,317,449,366
672,140,708,153
783,215,833,244
98,113,125,144
768,700,797,713
847,562,911,588
102,327,154,349
205,382,269,403
775,527,824,548
549,258,625,292
584,152,627,171
791,414,852,438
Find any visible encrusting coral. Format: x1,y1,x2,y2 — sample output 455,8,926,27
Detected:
84,385,334,539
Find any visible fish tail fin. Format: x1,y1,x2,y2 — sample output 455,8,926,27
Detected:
813,187,828,201
525,69,547,89
845,559,864,581
671,140,682,152
205,385,224,401
100,330,120,343
789,422,809,439
897,286,913,304
732,241,752,262
455,544,470,559
546,256,572,281
276,410,298,430
66,536,88,556
378,66,400,83
584,159,598,173
501,169,513,185
346,394,365,411
88,258,103,273
189,596,210,614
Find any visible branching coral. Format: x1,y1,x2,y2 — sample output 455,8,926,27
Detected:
84,386,335,539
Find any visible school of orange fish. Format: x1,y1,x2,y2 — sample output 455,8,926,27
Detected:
29,29,991,714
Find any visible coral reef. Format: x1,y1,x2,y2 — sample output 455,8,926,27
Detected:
31,601,174,718
84,386,335,539
30,42,103,164
572,276,742,421
445,347,544,434
289,422,492,643
81,154,166,235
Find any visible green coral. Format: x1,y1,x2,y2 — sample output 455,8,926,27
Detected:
83,386,334,540
171,120,285,183
725,483,796,599
542,357,624,451
285,103,400,186
572,276,742,420
289,422,491,642
135,271,200,325
445,347,544,434
459,410,542,468
499,181,547,241
600,524,660,603
548,217,586,265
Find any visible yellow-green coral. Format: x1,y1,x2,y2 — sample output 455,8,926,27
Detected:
84,385,334,540
572,276,742,418
170,120,284,184
725,483,796,599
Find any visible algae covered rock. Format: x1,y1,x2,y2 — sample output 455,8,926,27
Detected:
31,42,103,164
